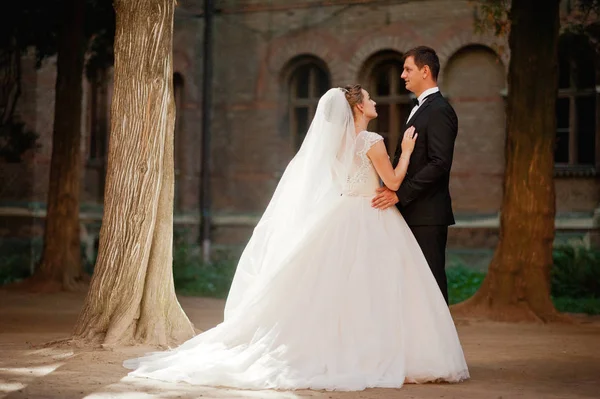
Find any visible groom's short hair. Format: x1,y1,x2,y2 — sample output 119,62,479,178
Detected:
404,46,440,81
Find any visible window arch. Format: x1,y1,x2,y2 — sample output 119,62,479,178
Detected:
360,51,412,156
285,56,330,151
555,33,597,169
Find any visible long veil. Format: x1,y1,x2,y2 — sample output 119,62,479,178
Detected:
224,88,355,317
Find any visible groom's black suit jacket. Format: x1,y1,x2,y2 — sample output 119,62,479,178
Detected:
392,91,458,226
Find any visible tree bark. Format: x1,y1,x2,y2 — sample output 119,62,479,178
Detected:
453,0,566,322
26,0,86,292
72,0,195,347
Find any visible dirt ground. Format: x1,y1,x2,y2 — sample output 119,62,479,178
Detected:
0,290,598,399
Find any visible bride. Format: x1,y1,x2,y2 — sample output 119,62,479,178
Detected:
124,85,469,391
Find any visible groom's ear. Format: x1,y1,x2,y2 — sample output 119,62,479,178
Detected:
422,65,432,80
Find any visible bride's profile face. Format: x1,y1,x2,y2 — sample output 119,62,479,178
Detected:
359,89,378,119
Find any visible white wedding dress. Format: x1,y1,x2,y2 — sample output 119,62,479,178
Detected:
124,89,469,391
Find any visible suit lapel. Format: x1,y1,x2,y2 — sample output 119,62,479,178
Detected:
404,91,440,128
395,92,442,164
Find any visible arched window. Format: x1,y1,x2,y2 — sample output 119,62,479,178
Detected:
287,57,330,151
361,51,413,156
555,33,597,169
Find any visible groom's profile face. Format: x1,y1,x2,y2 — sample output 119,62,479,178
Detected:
401,56,421,94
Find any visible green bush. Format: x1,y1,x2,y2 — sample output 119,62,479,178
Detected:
172,241,237,298
551,246,600,298
447,265,486,305
446,246,600,315
0,252,31,285
553,296,600,314
0,240,39,285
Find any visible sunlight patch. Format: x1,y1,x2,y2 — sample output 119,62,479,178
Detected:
0,363,63,377
0,363,62,396
0,381,26,393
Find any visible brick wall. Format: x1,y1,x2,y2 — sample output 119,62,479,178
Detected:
1,0,598,251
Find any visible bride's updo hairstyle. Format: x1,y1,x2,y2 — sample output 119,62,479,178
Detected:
343,84,364,118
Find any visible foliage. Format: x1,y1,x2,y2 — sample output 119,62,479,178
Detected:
0,121,40,162
472,0,510,37
0,240,40,285
474,0,600,51
551,245,600,298
0,1,61,68
447,265,486,305
447,246,600,314
172,240,237,298
84,0,116,79
553,296,600,314
0,0,115,70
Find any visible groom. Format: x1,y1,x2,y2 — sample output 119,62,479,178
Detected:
372,46,458,304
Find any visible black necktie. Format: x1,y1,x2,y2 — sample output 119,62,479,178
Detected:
411,97,419,107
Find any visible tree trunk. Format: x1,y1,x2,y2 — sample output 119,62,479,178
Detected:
453,0,566,322
0,36,21,125
72,0,195,347
26,0,86,292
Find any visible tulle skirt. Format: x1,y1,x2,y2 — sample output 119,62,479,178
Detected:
124,195,469,391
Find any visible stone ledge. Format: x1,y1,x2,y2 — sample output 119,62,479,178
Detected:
0,207,597,229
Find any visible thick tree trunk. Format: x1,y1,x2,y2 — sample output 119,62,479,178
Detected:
72,0,195,347
27,0,86,292
453,0,566,322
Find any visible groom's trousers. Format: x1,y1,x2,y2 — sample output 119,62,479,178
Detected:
408,225,449,305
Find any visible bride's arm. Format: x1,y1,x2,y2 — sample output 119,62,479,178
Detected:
368,127,417,191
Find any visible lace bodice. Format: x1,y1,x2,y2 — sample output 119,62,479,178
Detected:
342,131,383,196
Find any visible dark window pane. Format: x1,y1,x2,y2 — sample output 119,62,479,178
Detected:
288,60,330,152
576,96,596,164
371,59,406,97
555,97,570,163
556,97,570,129
570,34,596,89
555,130,570,163
316,67,329,96
558,51,571,89
558,33,596,89
294,65,310,98
374,65,392,96
574,52,595,89
294,107,309,151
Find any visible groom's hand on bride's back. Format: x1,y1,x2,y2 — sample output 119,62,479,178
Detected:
372,187,399,210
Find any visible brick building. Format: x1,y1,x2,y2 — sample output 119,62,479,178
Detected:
1,0,598,270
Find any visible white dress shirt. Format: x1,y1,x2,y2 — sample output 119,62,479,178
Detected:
407,86,440,122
